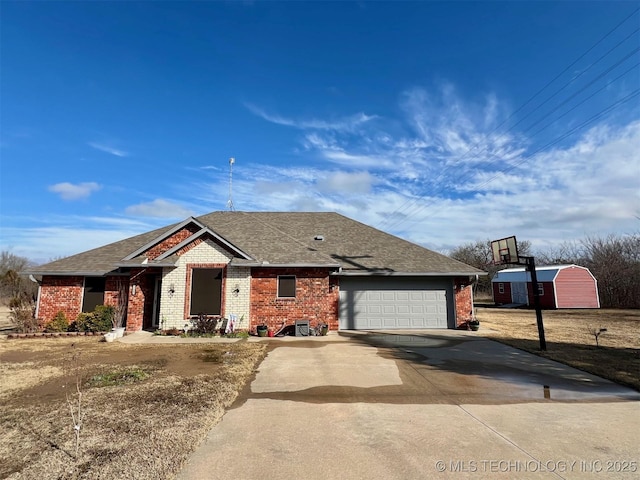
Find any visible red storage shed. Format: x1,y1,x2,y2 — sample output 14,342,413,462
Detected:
492,264,600,309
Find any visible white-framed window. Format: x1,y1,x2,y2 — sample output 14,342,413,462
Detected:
498,283,505,294
277,275,296,298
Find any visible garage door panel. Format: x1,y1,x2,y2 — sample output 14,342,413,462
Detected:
339,279,451,330
397,318,411,328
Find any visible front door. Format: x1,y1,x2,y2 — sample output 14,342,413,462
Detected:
152,276,162,329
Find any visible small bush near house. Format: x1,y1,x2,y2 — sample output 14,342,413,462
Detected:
72,305,114,332
190,314,220,335
44,311,69,332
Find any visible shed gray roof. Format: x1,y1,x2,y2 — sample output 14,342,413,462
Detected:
492,264,590,283
27,211,484,276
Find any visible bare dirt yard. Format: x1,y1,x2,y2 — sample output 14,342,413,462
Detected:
475,307,640,391
0,337,267,479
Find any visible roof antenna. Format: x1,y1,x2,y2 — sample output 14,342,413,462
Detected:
227,157,235,211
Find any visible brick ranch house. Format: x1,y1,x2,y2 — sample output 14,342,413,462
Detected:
27,212,484,333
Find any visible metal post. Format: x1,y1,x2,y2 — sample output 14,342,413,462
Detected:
525,256,547,351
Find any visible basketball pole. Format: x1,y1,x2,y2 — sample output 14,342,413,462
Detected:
522,255,547,351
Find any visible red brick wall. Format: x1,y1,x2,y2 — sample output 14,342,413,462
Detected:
454,279,473,327
146,224,201,260
104,276,128,306
250,268,339,332
38,276,84,324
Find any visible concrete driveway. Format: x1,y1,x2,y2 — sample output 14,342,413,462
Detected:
178,331,640,479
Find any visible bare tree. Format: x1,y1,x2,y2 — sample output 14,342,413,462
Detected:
582,234,640,308
535,234,639,308
0,251,37,303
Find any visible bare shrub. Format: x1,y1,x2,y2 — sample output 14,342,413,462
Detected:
8,295,37,332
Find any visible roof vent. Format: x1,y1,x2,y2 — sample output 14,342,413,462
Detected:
314,235,325,241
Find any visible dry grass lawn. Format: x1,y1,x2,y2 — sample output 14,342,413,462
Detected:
0,337,267,479
475,307,640,391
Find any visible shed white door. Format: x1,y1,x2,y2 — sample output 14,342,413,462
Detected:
339,277,452,330
512,282,528,304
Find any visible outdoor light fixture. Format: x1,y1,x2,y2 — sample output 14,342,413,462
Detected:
233,284,240,296
168,284,176,297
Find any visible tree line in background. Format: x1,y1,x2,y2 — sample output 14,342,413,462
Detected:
449,233,640,308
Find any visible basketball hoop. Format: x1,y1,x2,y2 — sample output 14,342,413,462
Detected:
491,236,519,265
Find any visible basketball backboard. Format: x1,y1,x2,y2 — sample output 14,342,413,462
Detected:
491,236,519,265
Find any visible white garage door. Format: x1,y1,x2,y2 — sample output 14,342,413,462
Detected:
339,278,451,330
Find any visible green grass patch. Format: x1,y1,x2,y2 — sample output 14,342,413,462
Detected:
87,367,150,388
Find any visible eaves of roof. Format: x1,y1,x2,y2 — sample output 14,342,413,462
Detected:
336,271,488,277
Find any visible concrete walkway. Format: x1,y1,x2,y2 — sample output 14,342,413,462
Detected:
177,332,639,479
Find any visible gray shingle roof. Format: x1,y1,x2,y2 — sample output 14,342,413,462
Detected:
26,223,177,275
27,212,483,276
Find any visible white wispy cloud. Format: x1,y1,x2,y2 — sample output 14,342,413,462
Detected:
245,102,377,131
88,142,129,157
317,171,374,194
48,182,101,200
125,199,194,218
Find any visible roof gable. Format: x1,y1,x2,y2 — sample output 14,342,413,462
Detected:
155,227,253,261
122,217,206,261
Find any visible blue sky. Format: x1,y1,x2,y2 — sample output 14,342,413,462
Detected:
1,1,639,264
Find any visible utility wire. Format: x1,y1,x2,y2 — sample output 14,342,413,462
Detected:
386,85,640,231
379,28,639,231
409,88,640,225
528,62,639,138
382,80,640,232
377,7,640,232
462,88,640,196
524,59,640,137
445,51,640,196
